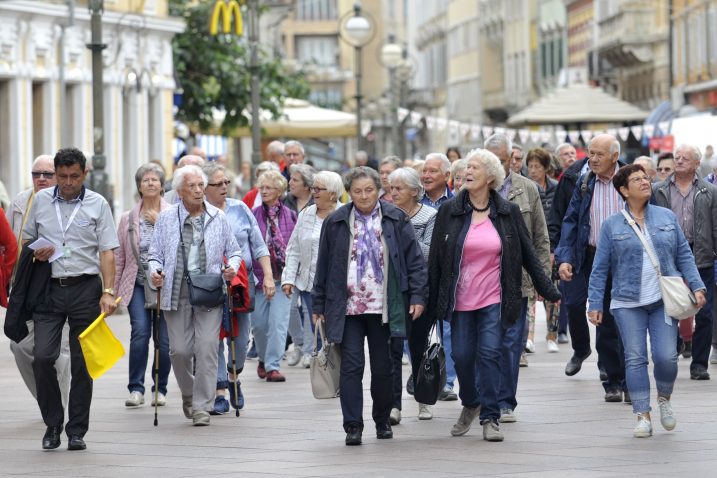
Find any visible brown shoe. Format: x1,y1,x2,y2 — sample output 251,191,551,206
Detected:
266,370,286,382
257,361,267,379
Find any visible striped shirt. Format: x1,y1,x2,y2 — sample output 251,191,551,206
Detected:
589,165,624,247
611,224,661,310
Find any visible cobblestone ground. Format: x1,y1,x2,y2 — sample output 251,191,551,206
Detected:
1,305,716,477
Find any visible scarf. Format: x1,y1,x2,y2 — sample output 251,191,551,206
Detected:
263,202,287,278
353,204,383,287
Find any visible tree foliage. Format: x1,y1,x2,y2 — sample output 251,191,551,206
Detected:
170,0,310,135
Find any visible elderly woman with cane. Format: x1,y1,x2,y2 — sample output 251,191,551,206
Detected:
148,165,241,426
588,164,705,438
115,163,171,409
312,166,427,446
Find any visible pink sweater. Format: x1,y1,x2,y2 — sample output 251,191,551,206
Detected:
454,218,502,311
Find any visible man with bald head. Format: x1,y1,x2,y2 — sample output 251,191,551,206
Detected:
8,154,71,410
556,134,626,402
266,140,286,171
653,144,717,380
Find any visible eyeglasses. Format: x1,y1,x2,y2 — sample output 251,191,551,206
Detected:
207,179,231,187
629,176,651,184
310,186,328,193
259,186,278,191
656,167,673,172
31,171,55,179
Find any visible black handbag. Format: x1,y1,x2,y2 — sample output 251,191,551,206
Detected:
178,208,224,308
413,320,446,405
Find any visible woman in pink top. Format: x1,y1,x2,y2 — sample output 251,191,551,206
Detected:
426,149,560,442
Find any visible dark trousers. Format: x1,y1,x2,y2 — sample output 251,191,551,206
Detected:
692,266,715,371
497,298,528,411
33,277,102,437
392,314,433,408
340,314,392,432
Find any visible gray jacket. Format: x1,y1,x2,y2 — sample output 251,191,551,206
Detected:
653,175,717,269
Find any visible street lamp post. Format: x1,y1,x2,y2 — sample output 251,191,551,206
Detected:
87,0,109,202
340,3,376,152
248,0,262,166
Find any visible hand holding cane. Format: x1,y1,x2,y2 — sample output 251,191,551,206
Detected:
154,269,162,427
225,266,240,417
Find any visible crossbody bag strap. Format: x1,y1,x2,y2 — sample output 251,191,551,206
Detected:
621,209,661,277
178,207,190,279
128,210,146,281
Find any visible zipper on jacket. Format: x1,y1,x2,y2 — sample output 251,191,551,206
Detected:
450,228,466,318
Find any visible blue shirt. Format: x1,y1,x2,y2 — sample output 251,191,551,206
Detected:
420,186,454,209
224,198,269,268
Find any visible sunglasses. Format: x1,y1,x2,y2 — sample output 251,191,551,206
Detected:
656,167,673,172
207,179,231,187
32,171,55,179
310,186,328,193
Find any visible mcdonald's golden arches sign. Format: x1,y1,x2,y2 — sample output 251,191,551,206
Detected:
210,0,244,36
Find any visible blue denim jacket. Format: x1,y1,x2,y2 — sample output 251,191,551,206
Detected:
587,205,705,312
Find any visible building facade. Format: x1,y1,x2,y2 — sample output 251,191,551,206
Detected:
0,0,182,212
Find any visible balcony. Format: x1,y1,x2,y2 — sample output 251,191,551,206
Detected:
596,7,667,67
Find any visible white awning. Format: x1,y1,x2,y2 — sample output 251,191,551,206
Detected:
507,84,649,126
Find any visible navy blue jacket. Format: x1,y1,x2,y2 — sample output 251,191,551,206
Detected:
311,200,427,344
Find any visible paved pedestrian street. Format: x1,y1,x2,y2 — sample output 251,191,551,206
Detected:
1,306,717,477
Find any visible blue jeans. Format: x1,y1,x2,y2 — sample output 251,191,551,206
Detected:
298,291,315,355
442,319,457,388
127,283,171,395
613,301,678,414
251,281,291,372
339,314,392,431
498,298,528,411
216,312,251,387
451,303,503,422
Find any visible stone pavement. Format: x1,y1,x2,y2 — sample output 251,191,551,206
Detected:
1,305,717,477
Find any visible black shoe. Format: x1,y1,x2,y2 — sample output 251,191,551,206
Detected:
599,368,608,382
682,341,692,358
690,366,710,380
345,425,362,446
557,333,569,344
376,423,393,440
623,389,632,404
604,389,622,402
565,351,591,376
42,425,63,450
406,374,414,396
67,434,86,451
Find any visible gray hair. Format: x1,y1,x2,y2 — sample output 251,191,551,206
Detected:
177,155,205,167
255,161,280,178
285,140,305,156
344,166,381,192
555,142,575,155
313,170,345,200
257,169,288,194
289,163,316,187
484,133,513,156
388,167,425,201
465,148,506,190
675,144,702,163
633,155,655,169
589,135,621,157
135,163,166,197
201,162,225,181
355,150,369,162
450,158,468,179
172,164,207,191
266,140,285,155
424,153,451,173
380,155,403,171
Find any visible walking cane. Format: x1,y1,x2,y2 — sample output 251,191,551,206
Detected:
226,276,240,418
154,270,162,427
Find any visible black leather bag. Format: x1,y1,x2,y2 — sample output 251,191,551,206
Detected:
413,321,446,405
186,273,224,308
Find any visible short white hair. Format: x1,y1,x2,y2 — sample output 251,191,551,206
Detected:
255,161,280,178
555,142,575,155
633,155,655,169
465,148,505,190
675,144,702,163
313,171,344,199
424,153,451,173
450,158,467,179
388,167,425,201
484,133,512,156
285,140,305,156
172,164,207,191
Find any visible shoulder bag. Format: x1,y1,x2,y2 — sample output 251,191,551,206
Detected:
128,210,158,309
309,320,341,399
178,208,225,308
621,210,699,320
414,319,447,405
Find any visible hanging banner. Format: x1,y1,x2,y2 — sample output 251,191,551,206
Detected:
630,125,643,141
606,128,617,137
436,118,447,130
482,126,493,139
568,130,581,144
530,131,541,143
459,123,471,137
410,112,422,125
617,127,630,142
470,126,481,140
580,130,593,143
494,126,506,136
518,129,530,144
397,108,409,122
539,131,552,143
643,124,655,138
426,117,436,130
506,129,517,141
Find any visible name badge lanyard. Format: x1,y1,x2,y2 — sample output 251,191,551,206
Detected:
55,200,82,258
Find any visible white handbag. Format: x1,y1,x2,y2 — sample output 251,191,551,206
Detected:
309,321,341,399
621,210,700,320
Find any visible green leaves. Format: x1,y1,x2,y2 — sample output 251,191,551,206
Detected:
170,0,310,135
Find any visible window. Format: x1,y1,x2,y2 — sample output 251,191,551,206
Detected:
296,0,337,21
296,36,339,67
309,87,343,109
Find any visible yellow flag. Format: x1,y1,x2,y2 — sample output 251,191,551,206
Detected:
79,298,124,380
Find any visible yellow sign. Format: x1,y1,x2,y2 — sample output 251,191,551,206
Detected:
210,0,244,36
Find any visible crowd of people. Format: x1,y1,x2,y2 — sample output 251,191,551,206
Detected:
1,132,716,450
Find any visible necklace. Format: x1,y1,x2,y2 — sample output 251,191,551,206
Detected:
409,203,422,218
467,197,490,213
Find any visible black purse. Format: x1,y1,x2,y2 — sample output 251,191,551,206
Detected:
413,320,447,405
178,208,224,308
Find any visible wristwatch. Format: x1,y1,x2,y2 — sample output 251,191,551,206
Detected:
103,288,116,296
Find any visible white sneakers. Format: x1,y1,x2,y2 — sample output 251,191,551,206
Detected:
287,346,302,366
125,391,144,407
657,397,676,431
451,406,479,436
524,340,535,353
301,354,311,369
418,403,433,420
499,408,516,423
634,413,653,438
546,340,560,353
482,419,504,442
389,408,401,425
192,410,210,426
151,392,166,407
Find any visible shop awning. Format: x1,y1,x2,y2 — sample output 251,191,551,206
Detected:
507,84,649,126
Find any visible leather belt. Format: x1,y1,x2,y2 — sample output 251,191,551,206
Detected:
51,274,98,287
